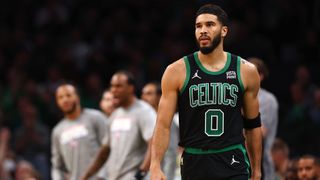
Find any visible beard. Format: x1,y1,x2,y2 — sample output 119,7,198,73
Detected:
197,32,222,54
63,102,77,115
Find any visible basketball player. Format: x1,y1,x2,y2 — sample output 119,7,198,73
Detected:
81,71,156,180
150,4,262,180
52,83,108,180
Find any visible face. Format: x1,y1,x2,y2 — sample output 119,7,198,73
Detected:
141,83,160,109
195,14,227,54
55,85,80,115
100,91,115,115
298,158,317,180
110,74,133,107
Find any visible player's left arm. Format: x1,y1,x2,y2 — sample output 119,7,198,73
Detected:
241,59,262,180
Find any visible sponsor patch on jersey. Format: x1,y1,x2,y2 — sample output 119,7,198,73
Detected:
226,71,236,79
111,117,132,132
60,125,89,144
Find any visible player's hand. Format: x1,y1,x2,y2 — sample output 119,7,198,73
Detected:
150,168,166,180
134,169,147,180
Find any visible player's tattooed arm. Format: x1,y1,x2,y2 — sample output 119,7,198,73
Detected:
241,59,248,64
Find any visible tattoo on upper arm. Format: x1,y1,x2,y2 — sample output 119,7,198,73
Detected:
241,59,248,64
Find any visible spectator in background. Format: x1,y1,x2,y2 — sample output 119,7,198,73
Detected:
14,97,50,180
283,79,317,157
297,155,319,180
141,82,179,180
0,127,13,180
293,65,317,109
272,138,290,180
81,71,156,180
15,160,41,180
286,158,299,180
249,57,279,180
51,83,108,180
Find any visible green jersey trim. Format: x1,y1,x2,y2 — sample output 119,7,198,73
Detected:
185,143,242,154
237,56,245,92
238,144,251,178
194,52,231,75
180,56,191,95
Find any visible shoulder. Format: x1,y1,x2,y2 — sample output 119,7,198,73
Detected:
239,58,260,90
83,108,108,122
83,108,105,117
52,121,65,136
136,100,156,113
165,58,186,76
239,58,259,76
162,57,187,91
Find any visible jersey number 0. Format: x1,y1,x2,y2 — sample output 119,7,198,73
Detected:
205,109,224,136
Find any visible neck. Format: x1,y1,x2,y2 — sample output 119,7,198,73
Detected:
122,96,136,109
65,106,82,120
198,45,225,65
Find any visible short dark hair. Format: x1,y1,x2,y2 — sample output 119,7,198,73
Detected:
196,4,229,26
299,154,320,166
55,81,80,96
114,70,136,87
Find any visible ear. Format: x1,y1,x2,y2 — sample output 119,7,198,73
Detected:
221,26,228,37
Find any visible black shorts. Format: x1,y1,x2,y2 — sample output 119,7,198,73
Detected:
180,144,251,180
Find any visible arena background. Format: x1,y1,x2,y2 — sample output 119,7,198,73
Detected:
0,0,319,179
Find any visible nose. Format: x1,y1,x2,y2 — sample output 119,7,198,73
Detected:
200,26,208,34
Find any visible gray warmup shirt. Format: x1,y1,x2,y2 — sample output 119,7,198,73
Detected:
259,88,278,180
51,108,109,180
105,99,156,180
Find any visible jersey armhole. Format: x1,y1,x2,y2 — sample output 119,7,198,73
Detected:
179,56,190,95
237,56,245,92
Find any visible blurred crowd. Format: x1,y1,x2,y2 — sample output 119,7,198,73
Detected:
0,0,320,179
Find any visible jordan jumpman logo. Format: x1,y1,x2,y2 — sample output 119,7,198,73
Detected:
192,70,202,79
231,155,240,165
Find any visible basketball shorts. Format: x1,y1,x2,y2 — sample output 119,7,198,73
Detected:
180,144,251,180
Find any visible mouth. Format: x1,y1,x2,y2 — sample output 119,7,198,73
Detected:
199,36,211,44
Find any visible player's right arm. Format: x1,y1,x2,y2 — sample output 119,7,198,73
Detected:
150,59,185,180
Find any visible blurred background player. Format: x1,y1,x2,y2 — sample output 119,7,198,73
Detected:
249,57,279,180
81,71,156,180
141,82,179,180
51,83,108,180
96,89,116,180
100,89,116,118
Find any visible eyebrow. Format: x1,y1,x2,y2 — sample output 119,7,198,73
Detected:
195,21,215,25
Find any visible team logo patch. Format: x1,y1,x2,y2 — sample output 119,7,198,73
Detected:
226,71,236,79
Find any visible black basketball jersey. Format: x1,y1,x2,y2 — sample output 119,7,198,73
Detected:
178,51,245,149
